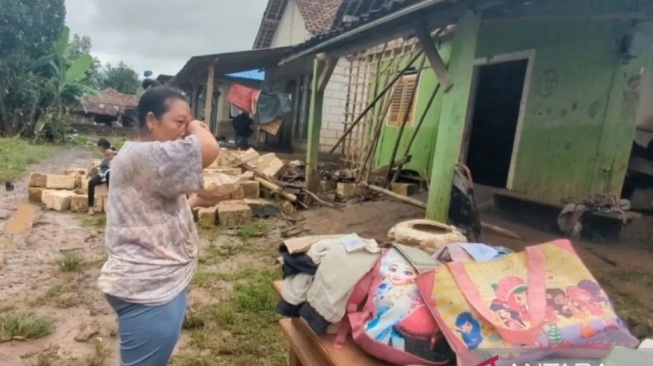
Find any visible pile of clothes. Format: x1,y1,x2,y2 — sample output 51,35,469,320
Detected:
274,221,645,366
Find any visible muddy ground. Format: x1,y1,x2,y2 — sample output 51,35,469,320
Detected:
1,149,652,365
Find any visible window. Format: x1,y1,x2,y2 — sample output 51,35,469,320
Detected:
387,74,418,127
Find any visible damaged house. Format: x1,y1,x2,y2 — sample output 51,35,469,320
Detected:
75,88,138,127
277,0,653,240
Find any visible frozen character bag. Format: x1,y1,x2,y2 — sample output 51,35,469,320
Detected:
335,246,454,365
418,239,638,366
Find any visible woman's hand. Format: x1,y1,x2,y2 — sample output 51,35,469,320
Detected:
186,120,210,134
185,120,220,168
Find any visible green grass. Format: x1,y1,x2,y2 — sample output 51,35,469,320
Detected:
236,222,269,241
56,252,83,272
0,138,55,182
173,266,286,366
0,311,54,342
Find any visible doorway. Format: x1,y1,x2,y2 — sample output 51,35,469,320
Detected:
463,57,530,189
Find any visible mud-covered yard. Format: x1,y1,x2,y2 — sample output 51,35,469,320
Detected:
0,147,287,366
1,146,652,366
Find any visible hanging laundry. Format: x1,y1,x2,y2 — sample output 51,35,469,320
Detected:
227,84,260,113
254,92,291,124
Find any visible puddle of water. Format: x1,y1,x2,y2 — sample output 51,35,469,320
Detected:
3,203,41,235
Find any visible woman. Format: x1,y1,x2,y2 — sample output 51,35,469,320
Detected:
88,138,116,215
98,84,220,365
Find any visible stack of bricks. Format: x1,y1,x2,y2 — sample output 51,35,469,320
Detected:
27,160,105,213
195,167,267,228
194,148,288,228
25,147,289,226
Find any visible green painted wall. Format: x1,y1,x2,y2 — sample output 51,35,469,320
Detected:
372,41,452,177
372,0,652,203
475,19,651,201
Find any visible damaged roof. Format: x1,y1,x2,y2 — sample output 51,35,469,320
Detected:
80,89,138,116
296,0,345,35
253,0,346,49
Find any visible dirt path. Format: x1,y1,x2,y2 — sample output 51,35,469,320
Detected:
0,149,120,365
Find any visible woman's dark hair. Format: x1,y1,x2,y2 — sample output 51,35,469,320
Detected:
97,138,112,150
136,85,187,129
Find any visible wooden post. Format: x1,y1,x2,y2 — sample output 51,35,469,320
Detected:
305,55,336,191
425,10,480,222
204,65,215,124
191,84,199,118
415,26,452,91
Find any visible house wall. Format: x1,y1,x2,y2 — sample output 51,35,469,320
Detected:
270,0,311,48
475,19,651,201
371,3,652,203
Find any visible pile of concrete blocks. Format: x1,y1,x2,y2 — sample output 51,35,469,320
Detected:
27,160,105,213
192,148,292,228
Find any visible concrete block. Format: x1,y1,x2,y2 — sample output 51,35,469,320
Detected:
244,199,280,218
391,183,419,197
42,190,75,211
28,188,44,204
29,173,47,188
45,174,76,190
241,181,260,199
257,154,285,177
73,174,84,190
71,194,89,213
95,185,108,199
198,206,218,228
337,182,366,199
81,177,90,194
217,201,252,227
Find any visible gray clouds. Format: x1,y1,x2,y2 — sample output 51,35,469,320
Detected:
65,0,267,76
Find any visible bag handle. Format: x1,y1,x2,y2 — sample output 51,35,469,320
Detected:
447,245,546,344
334,264,376,348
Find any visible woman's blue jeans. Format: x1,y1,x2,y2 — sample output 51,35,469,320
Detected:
106,289,187,366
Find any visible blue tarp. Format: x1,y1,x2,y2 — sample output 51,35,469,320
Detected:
227,69,265,81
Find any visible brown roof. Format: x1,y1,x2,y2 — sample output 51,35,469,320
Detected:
296,0,344,35
253,0,344,49
81,89,139,116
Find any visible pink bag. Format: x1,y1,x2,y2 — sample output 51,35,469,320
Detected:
418,240,638,366
335,247,454,365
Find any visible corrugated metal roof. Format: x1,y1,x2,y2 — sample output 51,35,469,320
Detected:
253,0,289,49
172,47,291,85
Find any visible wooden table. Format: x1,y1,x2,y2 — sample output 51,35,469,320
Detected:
273,281,390,366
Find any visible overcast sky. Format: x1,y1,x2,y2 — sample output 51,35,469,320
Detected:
64,0,267,77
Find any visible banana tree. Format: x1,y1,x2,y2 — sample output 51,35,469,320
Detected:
34,26,96,137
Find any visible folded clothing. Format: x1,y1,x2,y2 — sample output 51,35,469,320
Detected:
276,237,381,334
